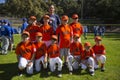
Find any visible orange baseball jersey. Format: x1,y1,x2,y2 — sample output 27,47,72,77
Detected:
70,42,83,56
70,22,83,37
39,24,54,41
15,41,36,60
92,44,106,55
81,48,95,60
56,24,73,48
47,43,60,58
25,25,40,41
34,41,47,59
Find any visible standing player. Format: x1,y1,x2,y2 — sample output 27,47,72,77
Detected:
67,34,83,74
15,31,36,76
34,32,48,72
25,16,40,42
81,42,95,76
56,15,73,67
70,14,83,43
92,36,106,71
39,15,54,47
0,20,11,54
47,35,62,77
40,5,61,33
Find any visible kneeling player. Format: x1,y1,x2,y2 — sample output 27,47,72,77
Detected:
47,35,62,77
34,32,48,72
81,42,95,76
92,36,106,71
67,34,83,74
15,31,36,76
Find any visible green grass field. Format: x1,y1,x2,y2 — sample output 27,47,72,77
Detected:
0,33,120,80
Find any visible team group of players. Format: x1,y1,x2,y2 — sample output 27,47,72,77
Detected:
15,12,106,78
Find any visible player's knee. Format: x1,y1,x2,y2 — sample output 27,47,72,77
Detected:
88,57,94,62
18,63,26,70
100,55,106,63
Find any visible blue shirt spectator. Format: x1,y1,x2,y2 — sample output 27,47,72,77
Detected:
21,18,28,33
0,25,11,37
98,26,105,37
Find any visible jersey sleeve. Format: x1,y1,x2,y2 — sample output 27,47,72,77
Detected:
102,45,106,54
91,49,95,58
31,43,36,54
15,43,21,55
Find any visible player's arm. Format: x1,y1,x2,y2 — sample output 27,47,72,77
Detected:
44,44,48,63
15,43,21,62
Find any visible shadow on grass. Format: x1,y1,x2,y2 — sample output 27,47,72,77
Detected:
0,62,18,80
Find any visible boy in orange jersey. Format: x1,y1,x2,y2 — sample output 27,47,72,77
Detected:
56,15,73,67
47,35,62,77
15,31,36,76
81,42,95,76
92,36,106,72
67,34,83,74
39,15,54,47
70,14,83,43
34,32,48,72
25,16,41,42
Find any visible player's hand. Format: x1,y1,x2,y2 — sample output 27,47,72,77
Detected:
44,59,47,63
27,61,33,67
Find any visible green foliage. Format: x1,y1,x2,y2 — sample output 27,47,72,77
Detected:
0,0,120,20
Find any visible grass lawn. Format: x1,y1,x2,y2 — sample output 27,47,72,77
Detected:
0,33,120,80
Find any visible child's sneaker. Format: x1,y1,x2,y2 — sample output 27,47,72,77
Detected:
57,71,62,78
90,71,95,76
69,71,73,75
18,71,23,76
101,67,105,72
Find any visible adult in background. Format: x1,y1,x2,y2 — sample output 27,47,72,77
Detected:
93,25,99,37
0,20,2,51
0,20,12,54
25,16,40,42
70,14,83,43
98,26,105,37
83,25,88,39
40,5,61,34
7,21,14,51
21,18,28,33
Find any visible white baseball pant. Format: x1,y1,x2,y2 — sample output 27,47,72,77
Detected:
94,54,106,68
35,56,47,72
67,55,80,71
18,57,33,74
49,57,62,72
1,36,9,54
81,57,95,72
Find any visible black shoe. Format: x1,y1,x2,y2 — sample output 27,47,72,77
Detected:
57,71,62,78
63,62,68,68
101,67,105,72
18,71,23,76
69,71,73,75
90,71,94,76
